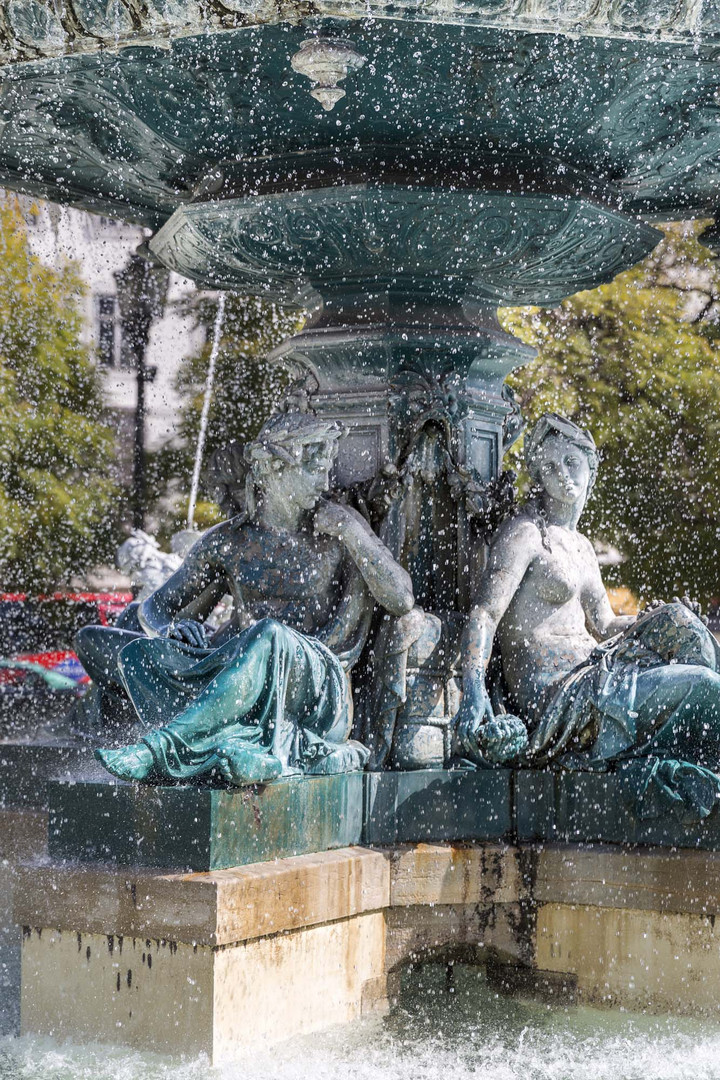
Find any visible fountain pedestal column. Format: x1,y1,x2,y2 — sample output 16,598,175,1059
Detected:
271,314,531,603
150,181,659,766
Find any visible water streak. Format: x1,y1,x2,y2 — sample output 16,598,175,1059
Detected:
187,293,226,531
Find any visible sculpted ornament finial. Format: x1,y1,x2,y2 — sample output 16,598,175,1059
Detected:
290,38,366,112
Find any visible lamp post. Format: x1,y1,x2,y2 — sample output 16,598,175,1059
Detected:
114,255,169,529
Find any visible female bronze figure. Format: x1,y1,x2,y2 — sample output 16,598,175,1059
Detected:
89,412,414,785
456,413,720,821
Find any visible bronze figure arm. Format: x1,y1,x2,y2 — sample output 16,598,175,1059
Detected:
138,531,228,647
455,517,538,758
314,500,414,616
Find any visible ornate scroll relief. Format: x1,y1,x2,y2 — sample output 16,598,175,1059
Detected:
149,186,660,302
0,56,208,221
0,0,716,63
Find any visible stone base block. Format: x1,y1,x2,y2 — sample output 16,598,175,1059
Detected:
19,840,720,1060
388,842,522,907
48,773,364,870
514,769,720,850
556,772,720,849
14,842,533,1061
363,769,512,845
0,809,48,1035
14,846,390,946
536,902,720,1015
534,843,720,915
21,914,387,1062
16,846,391,1062
532,845,720,1015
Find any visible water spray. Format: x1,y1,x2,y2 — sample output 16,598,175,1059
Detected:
187,292,226,531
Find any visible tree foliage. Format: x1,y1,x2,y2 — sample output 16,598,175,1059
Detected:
0,198,118,591
152,293,302,532
501,223,720,605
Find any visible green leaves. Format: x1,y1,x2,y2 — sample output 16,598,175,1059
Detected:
0,198,118,591
502,222,720,605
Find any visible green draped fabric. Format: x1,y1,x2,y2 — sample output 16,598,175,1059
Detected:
525,603,720,824
117,617,368,784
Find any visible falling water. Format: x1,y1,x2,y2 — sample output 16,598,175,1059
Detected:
186,292,226,531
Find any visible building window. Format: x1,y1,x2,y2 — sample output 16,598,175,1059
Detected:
97,294,120,367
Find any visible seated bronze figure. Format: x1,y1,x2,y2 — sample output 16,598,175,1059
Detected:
83,412,414,785
456,413,720,822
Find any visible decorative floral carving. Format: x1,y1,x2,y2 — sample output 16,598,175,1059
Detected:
70,0,134,37
452,465,517,541
149,187,660,303
6,0,64,49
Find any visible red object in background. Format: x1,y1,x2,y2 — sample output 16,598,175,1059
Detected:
0,592,131,686
0,592,131,626
0,650,90,685
20,651,90,684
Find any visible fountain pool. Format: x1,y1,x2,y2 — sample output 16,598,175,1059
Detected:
2,965,720,1080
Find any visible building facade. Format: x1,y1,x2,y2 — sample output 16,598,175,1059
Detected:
20,196,204,455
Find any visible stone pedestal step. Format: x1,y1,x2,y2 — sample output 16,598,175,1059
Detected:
15,841,720,1061
14,841,522,1061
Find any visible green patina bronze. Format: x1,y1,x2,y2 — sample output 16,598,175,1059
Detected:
457,415,720,825
48,773,364,870
82,411,415,785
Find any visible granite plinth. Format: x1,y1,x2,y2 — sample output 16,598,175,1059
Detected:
363,769,512,845
514,769,720,850
0,741,101,810
48,773,364,871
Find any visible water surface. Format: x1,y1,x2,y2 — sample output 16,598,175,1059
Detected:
2,965,720,1080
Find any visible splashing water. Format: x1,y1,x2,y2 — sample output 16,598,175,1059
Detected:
2,967,720,1080
187,292,226,531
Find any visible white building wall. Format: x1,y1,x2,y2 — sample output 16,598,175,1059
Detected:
19,196,204,452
